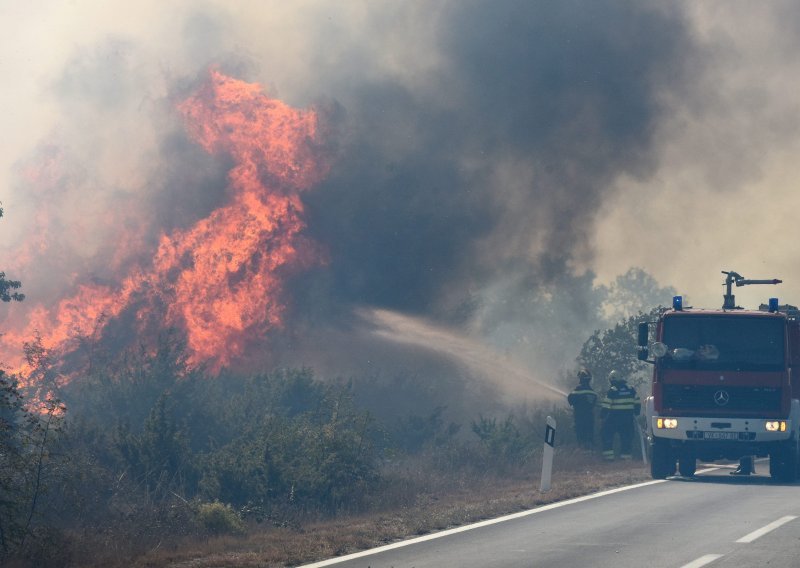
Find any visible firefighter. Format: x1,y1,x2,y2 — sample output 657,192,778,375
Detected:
567,368,597,448
600,370,641,461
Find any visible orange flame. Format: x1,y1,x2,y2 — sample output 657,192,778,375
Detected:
1,69,329,382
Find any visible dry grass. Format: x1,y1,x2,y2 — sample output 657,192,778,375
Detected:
130,450,649,568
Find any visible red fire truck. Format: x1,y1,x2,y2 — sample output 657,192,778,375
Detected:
639,271,800,481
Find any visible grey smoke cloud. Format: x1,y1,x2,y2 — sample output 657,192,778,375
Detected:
6,1,794,381
1,2,685,299
593,3,800,309
302,1,690,320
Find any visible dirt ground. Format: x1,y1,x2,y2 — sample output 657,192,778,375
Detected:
139,452,650,568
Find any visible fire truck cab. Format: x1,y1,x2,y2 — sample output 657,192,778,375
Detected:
639,272,800,481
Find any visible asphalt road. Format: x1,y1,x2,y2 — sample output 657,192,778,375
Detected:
301,462,800,568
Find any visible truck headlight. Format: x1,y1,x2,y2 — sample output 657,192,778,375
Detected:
765,421,787,432
657,418,678,429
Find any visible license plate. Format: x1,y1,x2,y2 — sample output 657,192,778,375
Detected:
703,431,739,440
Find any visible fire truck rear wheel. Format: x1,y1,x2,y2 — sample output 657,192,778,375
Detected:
651,439,675,479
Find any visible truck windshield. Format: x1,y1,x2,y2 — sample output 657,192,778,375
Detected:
660,316,785,372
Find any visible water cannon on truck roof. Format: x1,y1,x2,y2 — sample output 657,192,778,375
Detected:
721,270,782,310
637,271,800,481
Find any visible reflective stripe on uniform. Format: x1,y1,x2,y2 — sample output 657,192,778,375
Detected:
602,398,638,408
601,384,640,412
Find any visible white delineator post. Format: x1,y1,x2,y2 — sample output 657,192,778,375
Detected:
635,418,648,465
540,415,556,492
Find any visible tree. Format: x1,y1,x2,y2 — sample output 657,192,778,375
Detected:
0,372,65,557
597,267,674,323
575,306,665,394
0,206,65,559
0,372,28,553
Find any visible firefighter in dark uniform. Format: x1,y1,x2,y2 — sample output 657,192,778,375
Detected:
567,368,597,448
600,370,641,461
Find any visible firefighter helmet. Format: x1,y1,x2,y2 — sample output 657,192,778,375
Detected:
578,368,592,382
608,370,621,383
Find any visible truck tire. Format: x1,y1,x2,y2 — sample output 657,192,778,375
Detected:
651,438,675,479
770,439,798,482
678,449,697,477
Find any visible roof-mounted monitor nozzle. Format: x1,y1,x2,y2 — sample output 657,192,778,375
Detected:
721,270,782,310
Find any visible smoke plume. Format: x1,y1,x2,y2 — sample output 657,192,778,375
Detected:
0,1,722,403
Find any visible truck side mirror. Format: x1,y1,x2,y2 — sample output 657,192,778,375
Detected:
637,322,649,347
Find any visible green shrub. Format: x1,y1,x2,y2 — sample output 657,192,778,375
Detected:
195,501,244,535
471,414,537,468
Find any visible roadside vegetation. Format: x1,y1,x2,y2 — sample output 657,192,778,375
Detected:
0,265,671,566
0,329,653,568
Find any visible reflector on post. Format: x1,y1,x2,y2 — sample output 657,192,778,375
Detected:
769,298,779,312
673,295,683,311
539,416,556,492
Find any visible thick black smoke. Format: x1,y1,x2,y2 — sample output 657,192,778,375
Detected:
3,2,691,323
2,1,693,391
301,1,691,324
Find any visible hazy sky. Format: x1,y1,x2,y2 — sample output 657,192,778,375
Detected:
2,0,799,334
593,3,800,310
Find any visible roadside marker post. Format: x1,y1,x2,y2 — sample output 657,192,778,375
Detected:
540,415,556,492
635,418,648,465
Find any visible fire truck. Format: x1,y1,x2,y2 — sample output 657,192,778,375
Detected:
638,271,800,481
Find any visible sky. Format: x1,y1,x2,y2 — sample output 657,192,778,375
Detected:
593,3,800,310
1,1,800,384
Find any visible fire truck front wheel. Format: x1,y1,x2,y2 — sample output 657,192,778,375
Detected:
769,438,799,483
651,438,676,479
678,447,697,477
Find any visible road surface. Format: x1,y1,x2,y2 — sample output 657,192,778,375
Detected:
301,462,800,568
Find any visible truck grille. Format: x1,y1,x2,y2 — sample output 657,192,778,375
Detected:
662,385,781,413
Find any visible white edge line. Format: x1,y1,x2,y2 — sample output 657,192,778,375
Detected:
299,478,667,567
736,515,798,543
679,553,723,568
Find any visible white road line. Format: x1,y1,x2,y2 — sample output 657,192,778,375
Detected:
298,478,667,567
679,554,723,568
735,515,797,543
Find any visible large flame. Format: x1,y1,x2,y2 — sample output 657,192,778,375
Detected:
1,69,329,382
